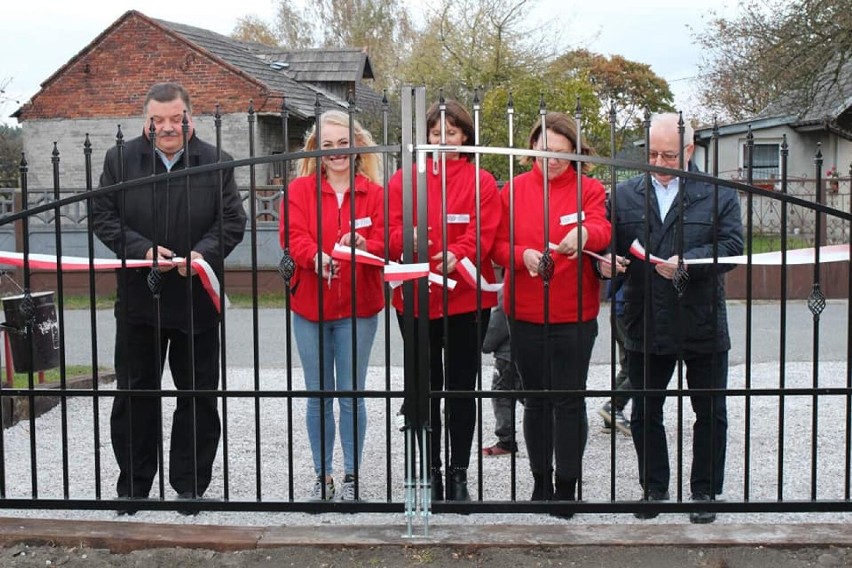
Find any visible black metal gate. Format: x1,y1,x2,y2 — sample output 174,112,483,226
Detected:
0,86,849,535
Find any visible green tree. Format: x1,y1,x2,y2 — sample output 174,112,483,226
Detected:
0,124,22,187
478,72,600,181
693,0,852,121
549,50,674,153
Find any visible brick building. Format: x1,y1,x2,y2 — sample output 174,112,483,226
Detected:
14,9,382,190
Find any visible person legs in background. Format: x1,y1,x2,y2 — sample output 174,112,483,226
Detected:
599,282,631,435
483,358,522,456
482,292,522,457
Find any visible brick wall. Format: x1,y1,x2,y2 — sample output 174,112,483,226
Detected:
17,15,268,121
16,12,277,189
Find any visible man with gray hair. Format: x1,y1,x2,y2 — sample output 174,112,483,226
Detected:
604,112,743,523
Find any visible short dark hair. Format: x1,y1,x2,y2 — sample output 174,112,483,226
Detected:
143,82,192,115
426,99,475,162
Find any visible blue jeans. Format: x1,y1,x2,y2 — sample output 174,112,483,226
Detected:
293,313,378,477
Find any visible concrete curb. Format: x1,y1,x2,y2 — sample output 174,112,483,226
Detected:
2,518,852,553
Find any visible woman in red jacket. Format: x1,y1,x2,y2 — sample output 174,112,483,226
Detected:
493,112,610,515
388,100,501,501
281,110,385,502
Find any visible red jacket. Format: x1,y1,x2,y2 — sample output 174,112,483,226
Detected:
388,158,500,318
493,163,610,324
281,174,386,322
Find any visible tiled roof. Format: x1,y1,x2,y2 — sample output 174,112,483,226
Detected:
155,18,378,119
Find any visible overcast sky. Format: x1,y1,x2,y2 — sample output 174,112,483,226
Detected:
0,0,736,126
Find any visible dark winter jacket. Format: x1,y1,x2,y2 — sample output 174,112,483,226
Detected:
93,133,247,331
609,171,743,354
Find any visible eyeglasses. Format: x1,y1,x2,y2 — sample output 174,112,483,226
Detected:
648,151,681,162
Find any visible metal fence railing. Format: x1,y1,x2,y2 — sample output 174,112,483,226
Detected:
0,89,849,534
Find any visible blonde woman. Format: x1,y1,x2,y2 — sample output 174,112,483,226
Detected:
280,110,384,501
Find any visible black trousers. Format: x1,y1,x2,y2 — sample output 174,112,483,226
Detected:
398,310,490,471
513,319,597,481
628,350,728,496
112,321,221,498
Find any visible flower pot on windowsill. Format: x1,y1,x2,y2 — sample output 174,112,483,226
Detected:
828,179,839,193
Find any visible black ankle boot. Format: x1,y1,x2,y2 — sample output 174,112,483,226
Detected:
551,475,577,519
430,468,444,501
531,471,553,501
447,467,470,501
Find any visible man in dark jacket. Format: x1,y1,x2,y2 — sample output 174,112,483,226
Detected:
607,113,743,524
93,82,246,512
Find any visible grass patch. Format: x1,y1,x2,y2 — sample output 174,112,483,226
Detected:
747,234,811,254
51,291,285,310
9,365,106,388
226,291,285,309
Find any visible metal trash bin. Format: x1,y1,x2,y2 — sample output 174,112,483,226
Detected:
1,291,60,373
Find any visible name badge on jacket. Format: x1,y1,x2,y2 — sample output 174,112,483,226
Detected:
447,214,471,224
353,217,372,229
559,212,585,226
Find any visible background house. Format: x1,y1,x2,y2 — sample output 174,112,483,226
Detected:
14,9,383,190
9,10,384,278
692,72,852,246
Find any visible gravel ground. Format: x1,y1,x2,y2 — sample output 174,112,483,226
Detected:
2,359,851,528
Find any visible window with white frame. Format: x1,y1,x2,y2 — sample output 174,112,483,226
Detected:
741,141,781,179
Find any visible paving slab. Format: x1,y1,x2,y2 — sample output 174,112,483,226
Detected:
3,517,852,553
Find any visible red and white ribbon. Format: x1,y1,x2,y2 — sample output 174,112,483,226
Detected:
331,243,457,290
457,257,502,292
0,251,223,313
628,239,851,266
547,242,611,264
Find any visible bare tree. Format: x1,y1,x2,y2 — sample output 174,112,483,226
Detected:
232,0,413,91
402,0,564,101
693,0,852,121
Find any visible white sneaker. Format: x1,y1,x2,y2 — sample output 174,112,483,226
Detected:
395,411,406,432
309,476,335,501
338,474,357,501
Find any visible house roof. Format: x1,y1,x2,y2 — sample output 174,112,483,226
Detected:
696,61,852,141
15,10,379,121
155,17,377,119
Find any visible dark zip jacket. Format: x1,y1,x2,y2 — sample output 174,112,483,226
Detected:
609,171,743,354
93,133,247,331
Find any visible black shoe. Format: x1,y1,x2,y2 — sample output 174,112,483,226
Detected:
430,468,444,502
115,494,147,516
634,490,669,519
447,467,470,502
689,493,717,524
531,471,554,501
115,501,139,516
176,491,200,516
550,475,577,520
